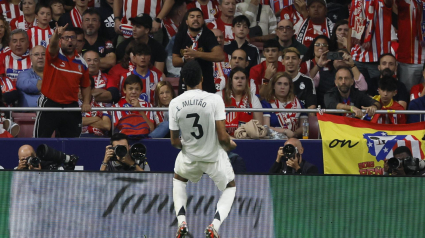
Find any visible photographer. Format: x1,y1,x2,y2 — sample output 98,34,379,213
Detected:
101,133,150,172
16,145,41,170
269,138,318,174
384,146,425,176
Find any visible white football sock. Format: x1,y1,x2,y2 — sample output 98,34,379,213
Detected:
212,186,236,231
173,178,188,225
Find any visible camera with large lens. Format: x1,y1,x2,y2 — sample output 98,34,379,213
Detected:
130,143,147,164
388,156,425,175
110,145,128,161
282,144,298,161
26,156,41,167
36,144,79,170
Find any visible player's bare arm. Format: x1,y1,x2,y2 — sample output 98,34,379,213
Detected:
170,130,182,149
216,120,237,151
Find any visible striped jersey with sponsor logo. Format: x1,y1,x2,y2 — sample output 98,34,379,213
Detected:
0,2,21,23
27,26,54,49
119,67,163,104
94,70,109,89
349,0,392,62
0,50,31,81
396,0,425,64
0,76,15,93
112,97,156,126
41,46,90,104
121,0,162,23
280,4,303,24
10,15,37,31
207,17,234,43
187,0,220,23
79,98,109,136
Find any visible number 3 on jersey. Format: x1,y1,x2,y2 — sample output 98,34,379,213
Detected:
186,113,204,139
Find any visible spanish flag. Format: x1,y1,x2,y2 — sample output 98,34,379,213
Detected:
317,114,425,175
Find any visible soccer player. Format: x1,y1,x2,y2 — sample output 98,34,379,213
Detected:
170,60,237,238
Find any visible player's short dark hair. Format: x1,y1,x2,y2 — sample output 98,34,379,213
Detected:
111,133,129,145
74,27,84,36
232,15,250,27
124,74,143,90
335,66,354,79
394,146,413,157
35,3,52,15
82,8,101,21
181,60,202,88
132,43,151,56
378,53,396,65
263,39,281,51
378,76,397,92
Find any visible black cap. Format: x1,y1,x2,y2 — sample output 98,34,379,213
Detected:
129,14,152,29
307,0,327,7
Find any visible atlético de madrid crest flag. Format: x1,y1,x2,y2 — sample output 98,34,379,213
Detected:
317,114,425,175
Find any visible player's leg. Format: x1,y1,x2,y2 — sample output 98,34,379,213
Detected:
174,173,189,237
203,152,236,237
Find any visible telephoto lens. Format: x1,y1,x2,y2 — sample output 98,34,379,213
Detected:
110,145,128,161
130,143,147,161
387,157,403,170
26,156,41,167
282,144,297,160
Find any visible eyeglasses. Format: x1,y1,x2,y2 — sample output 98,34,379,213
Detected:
61,35,76,41
31,53,46,57
314,43,329,47
277,26,293,31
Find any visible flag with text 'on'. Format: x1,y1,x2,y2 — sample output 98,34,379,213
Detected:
317,114,425,175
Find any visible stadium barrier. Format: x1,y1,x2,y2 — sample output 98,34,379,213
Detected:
0,171,423,238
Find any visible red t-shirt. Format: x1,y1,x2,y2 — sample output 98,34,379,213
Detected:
249,61,285,95
410,83,424,101
41,46,90,104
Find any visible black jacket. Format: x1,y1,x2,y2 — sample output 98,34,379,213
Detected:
269,159,318,174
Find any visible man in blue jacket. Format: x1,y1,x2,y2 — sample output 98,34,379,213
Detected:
16,45,46,107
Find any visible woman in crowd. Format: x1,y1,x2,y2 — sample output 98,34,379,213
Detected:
300,35,334,78
222,67,263,136
10,0,36,31
0,15,10,52
330,20,349,50
149,81,176,138
261,72,303,139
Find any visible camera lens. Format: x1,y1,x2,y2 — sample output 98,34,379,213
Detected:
114,145,127,158
388,157,401,169
130,143,147,160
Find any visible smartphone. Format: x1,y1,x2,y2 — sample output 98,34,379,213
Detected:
326,51,344,60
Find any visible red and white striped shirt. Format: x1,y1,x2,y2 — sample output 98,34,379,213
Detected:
112,97,155,126
119,67,163,104
162,17,179,39
187,0,220,23
79,98,109,136
208,17,234,43
70,7,83,28
0,2,22,23
269,0,295,16
0,50,32,81
0,76,15,93
396,0,425,64
27,26,54,49
121,0,162,24
280,4,303,24
94,70,109,89
10,15,37,31
349,0,392,63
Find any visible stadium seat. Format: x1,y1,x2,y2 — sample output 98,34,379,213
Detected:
11,112,55,138
308,114,320,139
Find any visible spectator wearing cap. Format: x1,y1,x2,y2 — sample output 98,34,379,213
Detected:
16,45,45,107
293,0,334,48
81,8,116,71
58,0,89,28
115,14,166,73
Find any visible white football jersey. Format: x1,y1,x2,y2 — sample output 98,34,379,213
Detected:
169,89,226,162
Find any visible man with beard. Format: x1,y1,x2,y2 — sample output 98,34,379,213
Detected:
324,66,380,118
81,9,116,71
173,8,225,94
34,23,91,138
366,53,409,109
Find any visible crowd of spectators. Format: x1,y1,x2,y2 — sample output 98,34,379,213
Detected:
0,0,425,140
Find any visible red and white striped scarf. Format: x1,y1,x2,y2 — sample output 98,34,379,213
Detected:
270,97,301,131
163,17,178,39
187,28,203,50
70,7,83,28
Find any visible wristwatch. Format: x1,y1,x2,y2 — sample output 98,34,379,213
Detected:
154,17,161,23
